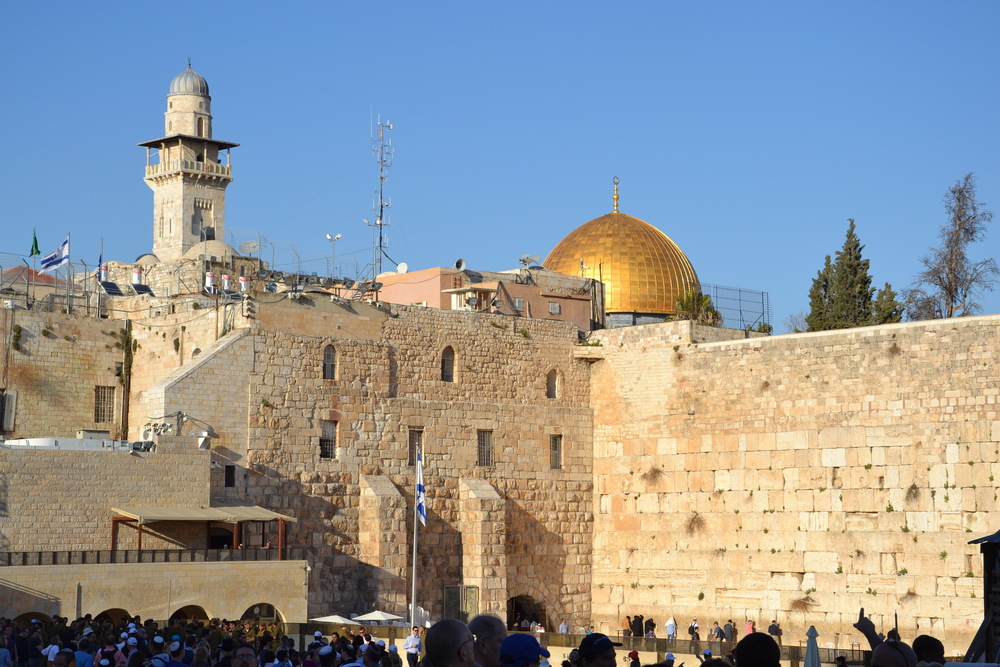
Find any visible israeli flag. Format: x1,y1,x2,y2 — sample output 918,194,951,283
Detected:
416,452,427,526
40,236,70,273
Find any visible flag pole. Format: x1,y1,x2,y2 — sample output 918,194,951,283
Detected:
410,460,422,628
31,227,37,303
65,232,71,314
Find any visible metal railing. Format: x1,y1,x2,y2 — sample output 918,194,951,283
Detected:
537,633,867,664
0,547,304,567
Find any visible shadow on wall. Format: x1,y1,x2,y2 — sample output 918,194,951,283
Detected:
0,579,62,619
505,494,569,631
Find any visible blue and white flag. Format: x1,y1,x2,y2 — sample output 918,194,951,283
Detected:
39,236,69,273
416,452,427,526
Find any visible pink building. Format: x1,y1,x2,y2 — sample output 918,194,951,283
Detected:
376,265,605,331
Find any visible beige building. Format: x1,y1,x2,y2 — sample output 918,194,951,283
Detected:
0,65,995,655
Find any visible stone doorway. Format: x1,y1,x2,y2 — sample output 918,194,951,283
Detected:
506,596,547,631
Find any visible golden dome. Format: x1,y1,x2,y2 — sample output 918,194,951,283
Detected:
543,208,700,316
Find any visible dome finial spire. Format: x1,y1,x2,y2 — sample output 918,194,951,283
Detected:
612,176,620,213
187,57,192,69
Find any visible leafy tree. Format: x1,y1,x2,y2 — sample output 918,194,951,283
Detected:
806,219,903,331
906,173,998,319
675,290,723,327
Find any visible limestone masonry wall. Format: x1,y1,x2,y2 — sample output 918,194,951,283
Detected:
587,316,1000,651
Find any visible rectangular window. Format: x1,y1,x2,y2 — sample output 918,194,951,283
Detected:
548,301,561,315
476,430,493,467
408,428,424,466
320,420,338,459
0,389,15,432
94,386,115,423
224,465,236,487
443,585,480,622
511,297,524,311
549,434,563,470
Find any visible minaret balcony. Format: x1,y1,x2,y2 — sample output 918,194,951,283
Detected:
145,160,232,178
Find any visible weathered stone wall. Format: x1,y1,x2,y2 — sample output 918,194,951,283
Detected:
1,310,124,439
587,316,1000,651
0,560,308,622
0,439,210,552
241,301,594,624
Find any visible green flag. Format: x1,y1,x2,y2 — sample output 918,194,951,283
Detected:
29,230,40,257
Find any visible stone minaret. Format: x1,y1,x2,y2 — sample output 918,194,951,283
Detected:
139,63,238,261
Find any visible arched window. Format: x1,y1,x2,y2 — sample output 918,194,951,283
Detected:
441,346,455,383
323,345,337,380
197,117,207,137
546,369,558,399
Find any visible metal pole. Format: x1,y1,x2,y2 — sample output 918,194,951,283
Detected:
410,467,420,627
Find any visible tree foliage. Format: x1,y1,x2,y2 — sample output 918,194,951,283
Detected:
675,290,723,327
905,173,998,319
806,219,903,331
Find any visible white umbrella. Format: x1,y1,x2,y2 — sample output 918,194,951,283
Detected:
354,610,405,623
310,614,361,624
804,626,821,667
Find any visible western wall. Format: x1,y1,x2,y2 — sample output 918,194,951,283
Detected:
586,316,998,652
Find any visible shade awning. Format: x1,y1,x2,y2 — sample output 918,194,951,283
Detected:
112,501,296,525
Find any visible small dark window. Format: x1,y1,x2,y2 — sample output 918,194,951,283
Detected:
408,428,423,467
549,434,563,470
94,386,115,423
320,420,338,459
476,430,493,467
224,465,236,487
546,370,558,399
323,345,337,380
441,346,456,382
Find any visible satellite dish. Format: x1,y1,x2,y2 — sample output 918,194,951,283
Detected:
256,269,270,280
465,296,477,307
396,262,408,275
455,259,467,271
283,275,297,286
238,240,260,255
272,271,285,282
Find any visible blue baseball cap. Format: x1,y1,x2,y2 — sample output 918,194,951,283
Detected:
578,634,622,660
500,634,550,667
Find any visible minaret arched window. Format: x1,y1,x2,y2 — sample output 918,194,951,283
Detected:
441,346,456,383
323,345,337,380
197,117,207,138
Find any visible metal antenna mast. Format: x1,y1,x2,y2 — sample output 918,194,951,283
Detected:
367,114,394,278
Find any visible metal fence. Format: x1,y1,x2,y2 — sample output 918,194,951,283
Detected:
700,282,772,331
0,547,304,567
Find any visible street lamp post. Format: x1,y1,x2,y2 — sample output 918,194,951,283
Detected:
325,233,342,279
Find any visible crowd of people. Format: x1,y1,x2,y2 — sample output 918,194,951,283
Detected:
616,616,783,648
0,608,950,667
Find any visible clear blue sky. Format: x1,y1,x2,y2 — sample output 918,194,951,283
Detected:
3,2,999,332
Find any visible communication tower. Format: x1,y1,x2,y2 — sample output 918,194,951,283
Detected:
366,115,394,278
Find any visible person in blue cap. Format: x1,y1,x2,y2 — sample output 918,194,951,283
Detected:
499,635,549,667
576,634,621,667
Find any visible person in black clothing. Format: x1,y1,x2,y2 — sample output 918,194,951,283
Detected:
631,617,644,640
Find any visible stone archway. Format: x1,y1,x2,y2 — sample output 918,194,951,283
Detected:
507,596,547,632
240,602,284,623
170,605,209,622
95,608,131,625
13,611,51,626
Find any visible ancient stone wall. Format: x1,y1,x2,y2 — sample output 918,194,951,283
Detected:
0,310,124,439
587,316,999,651
0,440,209,552
0,560,308,622
241,302,594,624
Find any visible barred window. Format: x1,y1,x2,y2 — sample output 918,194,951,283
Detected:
323,345,337,380
548,301,561,315
408,428,423,467
511,297,524,311
94,386,115,423
441,346,456,383
320,420,338,459
549,434,563,470
476,430,493,467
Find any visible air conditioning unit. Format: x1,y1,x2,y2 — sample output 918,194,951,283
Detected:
77,429,112,440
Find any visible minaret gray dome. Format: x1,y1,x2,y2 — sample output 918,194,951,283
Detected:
169,65,210,97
